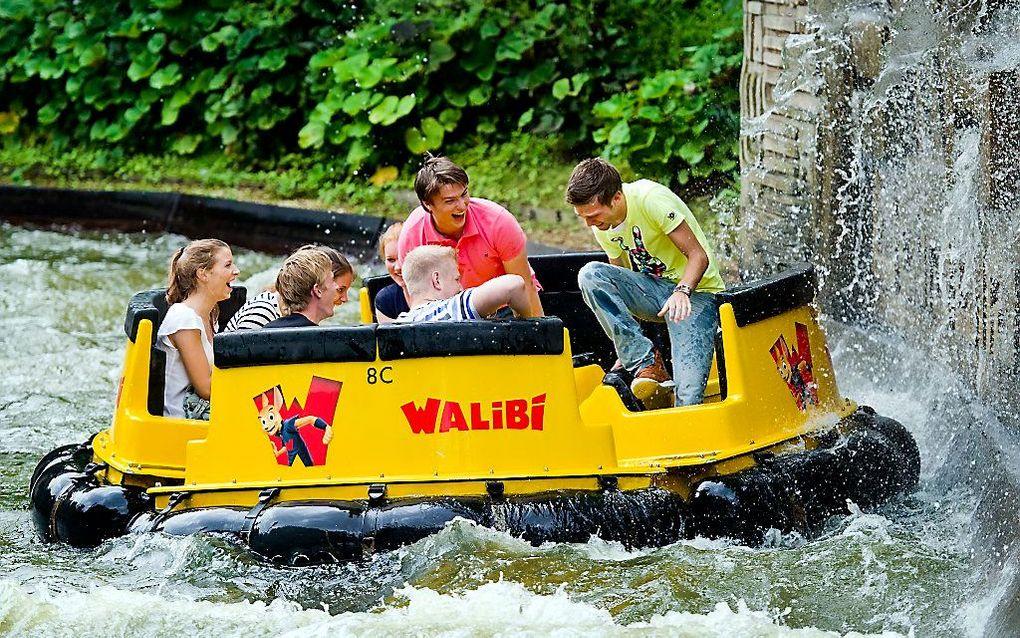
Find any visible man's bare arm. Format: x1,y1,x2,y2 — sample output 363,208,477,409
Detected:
502,252,544,316
657,221,709,322
470,274,532,317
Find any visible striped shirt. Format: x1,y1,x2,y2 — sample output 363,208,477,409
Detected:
395,290,479,323
224,290,281,332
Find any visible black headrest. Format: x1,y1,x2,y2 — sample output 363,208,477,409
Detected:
377,317,565,360
527,252,607,292
214,325,378,368
715,264,815,327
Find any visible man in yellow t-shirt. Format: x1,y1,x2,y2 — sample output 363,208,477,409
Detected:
566,158,724,407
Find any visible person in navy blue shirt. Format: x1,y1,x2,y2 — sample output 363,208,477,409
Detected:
374,222,411,323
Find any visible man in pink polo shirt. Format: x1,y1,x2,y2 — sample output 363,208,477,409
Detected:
397,155,544,317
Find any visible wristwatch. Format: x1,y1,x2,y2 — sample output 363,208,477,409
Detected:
673,283,692,296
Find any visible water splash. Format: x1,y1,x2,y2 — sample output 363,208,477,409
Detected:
0,578,908,638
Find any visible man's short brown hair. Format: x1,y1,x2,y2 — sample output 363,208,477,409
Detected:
414,155,469,208
275,249,332,314
565,158,623,206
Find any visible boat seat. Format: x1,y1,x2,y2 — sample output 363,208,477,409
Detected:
214,325,377,368
377,317,564,360
123,286,248,416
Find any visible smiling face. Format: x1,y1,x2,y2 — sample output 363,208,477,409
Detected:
333,271,354,306
311,269,340,320
383,240,404,287
573,192,626,231
424,182,470,238
201,247,240,301
259,402,281,436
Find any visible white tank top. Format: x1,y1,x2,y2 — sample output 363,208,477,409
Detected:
155,303,213,418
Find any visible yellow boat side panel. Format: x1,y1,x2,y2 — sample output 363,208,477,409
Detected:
182,332,621,487
596,303,850,467
93,319,208,478
97,282,851,490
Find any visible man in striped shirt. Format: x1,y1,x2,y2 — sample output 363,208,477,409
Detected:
395,245,536,323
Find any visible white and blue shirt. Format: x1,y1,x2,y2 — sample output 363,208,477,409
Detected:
395,290,479,323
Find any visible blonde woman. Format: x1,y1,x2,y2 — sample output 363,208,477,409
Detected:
373,222,410,323
157,239,239,420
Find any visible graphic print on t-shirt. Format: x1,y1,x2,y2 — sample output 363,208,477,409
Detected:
610,227,668,278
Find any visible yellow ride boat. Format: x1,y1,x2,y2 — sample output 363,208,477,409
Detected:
30,254,919,564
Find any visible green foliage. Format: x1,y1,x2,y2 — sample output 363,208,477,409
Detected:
0,1,356,156
450,133,576,211
589,22,743,185
0,0,742,189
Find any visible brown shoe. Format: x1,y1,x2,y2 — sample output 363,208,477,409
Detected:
630,351,672,400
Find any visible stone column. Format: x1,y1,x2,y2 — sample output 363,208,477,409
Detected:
738,0,819,277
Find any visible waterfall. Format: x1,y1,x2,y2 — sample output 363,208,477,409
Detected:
739,2,1020,634
739,0,1020,427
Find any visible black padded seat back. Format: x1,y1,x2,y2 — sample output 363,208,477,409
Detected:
124,289,164,344
214,325,378,368
363,275,393,322
124,286,248,343
529,252,614,367
217,286,249,331
377,317,564,361
714,264,814,326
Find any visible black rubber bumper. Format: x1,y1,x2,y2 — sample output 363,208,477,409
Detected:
29,408,919,561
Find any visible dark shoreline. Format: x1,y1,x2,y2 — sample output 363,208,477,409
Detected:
0,185,567,258
0,185,390,261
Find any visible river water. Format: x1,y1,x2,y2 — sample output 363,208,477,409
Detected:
0,223,1013,636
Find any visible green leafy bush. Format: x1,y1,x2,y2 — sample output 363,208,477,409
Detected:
0,1,354,155
0,0,742,190
589,23,742,185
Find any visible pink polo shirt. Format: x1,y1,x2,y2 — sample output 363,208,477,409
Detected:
397,198,540,289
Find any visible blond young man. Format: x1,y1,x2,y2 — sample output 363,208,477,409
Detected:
396,245,534,323
264,249,351,328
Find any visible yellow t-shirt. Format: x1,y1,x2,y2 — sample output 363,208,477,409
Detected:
592,180,725,293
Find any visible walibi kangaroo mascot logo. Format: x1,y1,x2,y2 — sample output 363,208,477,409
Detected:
252,376,342,467
770,323,819,411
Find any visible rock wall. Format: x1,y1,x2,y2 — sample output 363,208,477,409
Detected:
738,0,1020,423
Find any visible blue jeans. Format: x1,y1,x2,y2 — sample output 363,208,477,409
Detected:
578,261,720,406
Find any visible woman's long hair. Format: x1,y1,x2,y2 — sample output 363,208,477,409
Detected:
166,238,230,324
